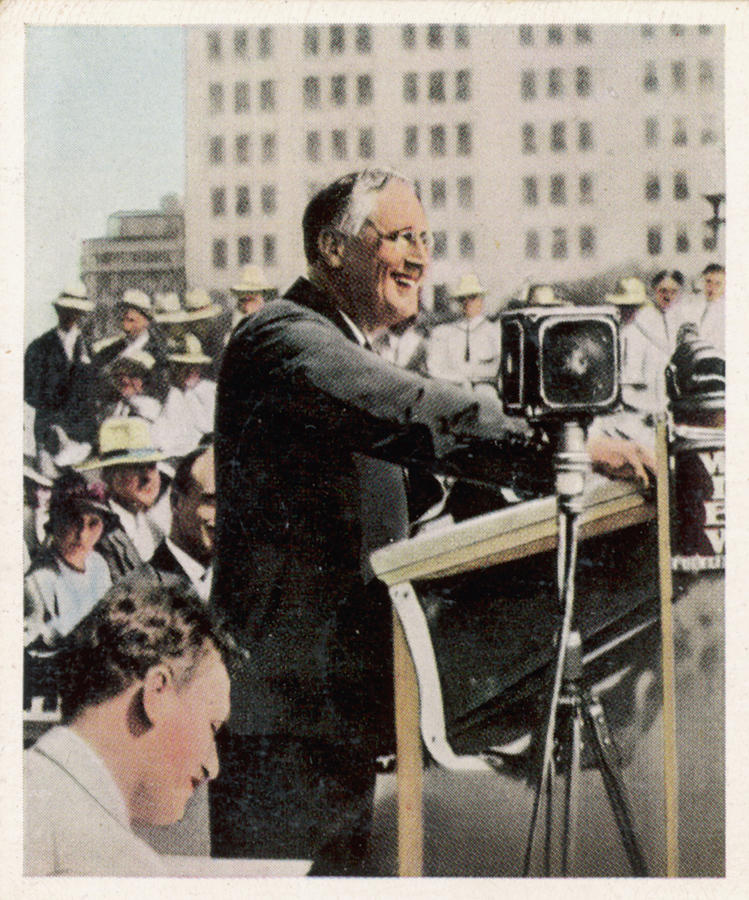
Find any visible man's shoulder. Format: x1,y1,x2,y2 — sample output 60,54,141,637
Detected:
25,329,59,355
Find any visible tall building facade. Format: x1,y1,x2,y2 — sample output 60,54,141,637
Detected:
184,23,724,312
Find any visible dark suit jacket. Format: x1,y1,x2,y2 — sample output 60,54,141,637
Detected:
24,329,96,445
120,540,202,604
213,277,535,751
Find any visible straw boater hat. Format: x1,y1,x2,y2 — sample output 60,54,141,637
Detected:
527,284,563,306
604,277,648,308
230,265,275,296
109,350,156,379
451,273,486,300
76,417,167,471
184,288,222,321
53,281,94,314
117,288,154,319
153,292,187,325
167,333,212,366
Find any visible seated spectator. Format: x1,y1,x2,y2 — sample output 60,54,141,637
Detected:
103,352,162,424
24,471,116,650
152,335,216,458
24,580,232,876
78,417,171,575
228,264,276,334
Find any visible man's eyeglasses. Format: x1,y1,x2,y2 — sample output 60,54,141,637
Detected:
362,219,433,256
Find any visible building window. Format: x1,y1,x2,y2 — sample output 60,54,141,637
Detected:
236,186,250,216
519,25,533,46
645,174,661,201
304,25,319,56
548,68,563,97
259,80,275,111
427,24,443,48
673,117,687,146
234,81,250,113
211,187,226,216
234,28,247,57
525,230,540,259
356,25,371,53
551,228,568,259
522,124,536,154
358,127,374,159
212,239,227,269
404,126,418,156
521,70,536,100
575,25,592,43
306,131,321,162
455,25,470,47
579,226,595,257
641,25,655,39
523,176,538,206
430,125,446,156
357,74,373,105
431,179,446,207
578,121,594,151
647,227,662,256
579,173,593,204
644,62,659,92
699,60,715,90
303,76,321,108
208,83,224,114
455,70,471,101
676,228,690,253
207,31,221,59
548,25,563,45
258,27,272,58
263,235,276,266
209,136,224,164
459,232,474,258
433,231,447,259
238,236,252,265
674,171,689,200
429,71,446,102
235,134,250,163
645,117,658,147
261,133,277,162
701,121,717,145
433,283,449,313
457,176,473,208
331,75,346,106
402,24,416,49
551,121,566,152
403,72,418,103
550,175,566,205
330,24,345,54
576,66,592,97
672,60,686,91
331,130,347,160
456,122,472,155
261,185,276,214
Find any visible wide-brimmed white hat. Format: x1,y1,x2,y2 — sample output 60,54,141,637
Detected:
184,287,222,321
117,288,154,318
604,277,648,307
153,292,187,324
53,281,94,314
231,265,275,295
109,350,156,375
167,333,212,366
527,284,563,306
76,417,167,471
451,273,486,300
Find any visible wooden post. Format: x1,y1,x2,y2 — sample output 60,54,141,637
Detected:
655,418,679,876
393,606,423,876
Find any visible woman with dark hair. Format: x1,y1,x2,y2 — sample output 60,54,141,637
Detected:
24,470,117,649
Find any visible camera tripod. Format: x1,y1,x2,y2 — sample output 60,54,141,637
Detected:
523,421,648,877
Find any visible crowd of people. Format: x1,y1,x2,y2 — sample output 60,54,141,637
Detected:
22,166,724,876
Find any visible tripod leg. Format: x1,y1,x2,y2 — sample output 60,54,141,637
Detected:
561,704,583,876
582,697,649,876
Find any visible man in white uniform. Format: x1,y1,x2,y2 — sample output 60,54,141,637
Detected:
24,579,231,876
426,273,501,396
690,263,725,355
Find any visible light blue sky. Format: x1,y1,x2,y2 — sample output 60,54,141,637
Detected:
25,26,185,343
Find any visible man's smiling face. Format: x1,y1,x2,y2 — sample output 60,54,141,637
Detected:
341,180,430,331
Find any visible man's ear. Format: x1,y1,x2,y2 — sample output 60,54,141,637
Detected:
317,228,347,269
141,664,176,726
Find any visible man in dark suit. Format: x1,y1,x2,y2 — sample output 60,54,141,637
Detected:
210,169,654,873
24,282,97,455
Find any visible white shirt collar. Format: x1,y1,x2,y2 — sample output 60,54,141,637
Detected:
338,310,370,348
165,537,213,601
57,325,80,361
109,498,157,562
120,330,150,357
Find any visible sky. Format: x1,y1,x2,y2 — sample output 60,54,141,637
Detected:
25,26,185,343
